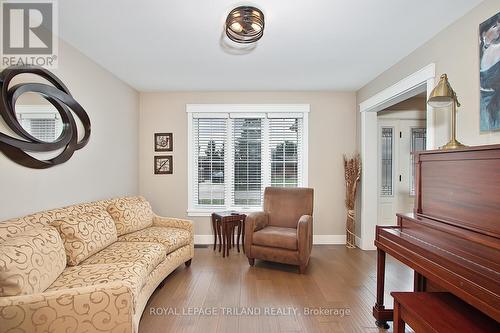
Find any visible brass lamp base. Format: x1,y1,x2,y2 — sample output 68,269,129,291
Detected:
439,139,467,150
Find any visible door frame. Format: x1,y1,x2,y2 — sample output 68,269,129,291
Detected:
377,119,426,227
358,63,436,250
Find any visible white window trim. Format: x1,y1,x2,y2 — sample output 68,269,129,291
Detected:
187,104,309,216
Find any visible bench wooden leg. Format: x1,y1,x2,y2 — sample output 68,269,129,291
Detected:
393,299,405,333
248,258,255,266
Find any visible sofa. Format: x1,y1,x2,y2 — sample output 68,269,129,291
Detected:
0,196,194,333
245,187,313,273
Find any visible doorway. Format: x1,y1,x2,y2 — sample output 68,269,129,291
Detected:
358,63,435,250
377,100,426,225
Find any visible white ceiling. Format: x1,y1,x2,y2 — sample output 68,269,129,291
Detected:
58,0,482,91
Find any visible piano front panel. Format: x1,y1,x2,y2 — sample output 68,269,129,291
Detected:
416,147,500,238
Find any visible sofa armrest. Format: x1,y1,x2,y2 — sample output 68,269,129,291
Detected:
244,211,268,254
297,215,313,263
153,215,193,234
0,282,134,333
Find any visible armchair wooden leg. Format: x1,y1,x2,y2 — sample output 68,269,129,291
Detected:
248,258,255,266
299,264,307,274
185,259,192,267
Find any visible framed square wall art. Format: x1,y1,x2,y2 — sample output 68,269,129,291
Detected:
155,133,173,151
480,11,500,132
154,156,173,174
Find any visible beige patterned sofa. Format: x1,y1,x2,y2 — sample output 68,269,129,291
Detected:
0,196,194,333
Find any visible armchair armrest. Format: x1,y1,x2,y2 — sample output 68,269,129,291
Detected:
297,215,313,263
153,215,194,234
244,211,268,254
0,282,133,333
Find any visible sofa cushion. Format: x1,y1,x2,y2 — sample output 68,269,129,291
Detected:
252,226,298,250
0,199,114,243
47,262,148,304
82,241,167,275
51,210,118,266
0,226,67,296
118,227,191,254
107,196,153,236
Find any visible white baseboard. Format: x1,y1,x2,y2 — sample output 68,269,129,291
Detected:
355,235,362,247
194,235,214,245
194,234,346,245
312,234,346,244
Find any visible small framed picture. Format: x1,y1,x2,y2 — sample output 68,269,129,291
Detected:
154,156,173,174
154,133,173,152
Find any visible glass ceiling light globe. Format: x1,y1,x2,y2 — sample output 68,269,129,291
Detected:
225,6,265,44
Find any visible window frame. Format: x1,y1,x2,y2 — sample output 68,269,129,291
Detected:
187,104,309,216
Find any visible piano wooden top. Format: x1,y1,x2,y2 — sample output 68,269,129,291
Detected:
375,145,500,322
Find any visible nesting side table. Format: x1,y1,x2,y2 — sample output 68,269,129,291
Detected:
211,211,246,258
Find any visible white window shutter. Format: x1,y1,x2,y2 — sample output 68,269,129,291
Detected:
268,118,302,188
231,118,263,207
193,118,227,207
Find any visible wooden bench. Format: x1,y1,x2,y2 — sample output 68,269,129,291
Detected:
391,292,499,332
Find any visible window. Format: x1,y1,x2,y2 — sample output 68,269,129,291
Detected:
15,106,62,142
380,127,394,196
188,104,308,214
409,127,426,196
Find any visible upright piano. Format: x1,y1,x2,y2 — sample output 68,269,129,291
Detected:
373,145,500,328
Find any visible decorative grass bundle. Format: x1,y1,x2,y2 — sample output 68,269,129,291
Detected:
343,154,361,248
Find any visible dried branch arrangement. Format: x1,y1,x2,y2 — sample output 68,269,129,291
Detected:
343,154,361,248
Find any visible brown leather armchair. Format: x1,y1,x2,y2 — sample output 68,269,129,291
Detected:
244,187,314,273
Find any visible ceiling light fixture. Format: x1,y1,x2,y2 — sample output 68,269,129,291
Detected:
225,6,264,44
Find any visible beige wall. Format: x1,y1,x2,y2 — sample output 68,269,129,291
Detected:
139,92,356,237
0,39,140,220
357,0,500,147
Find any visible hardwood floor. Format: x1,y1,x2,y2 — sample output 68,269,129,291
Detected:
139,245,413,333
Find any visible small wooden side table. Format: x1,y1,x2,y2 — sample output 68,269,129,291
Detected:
211,211,246,258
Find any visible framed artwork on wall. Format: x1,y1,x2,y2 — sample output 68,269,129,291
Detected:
479,11,500,132
154,133,173,151
154,156,173,174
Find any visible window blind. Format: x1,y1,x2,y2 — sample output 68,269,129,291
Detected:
268,118,302,188
188,107,308,212
232,118,263,207
193,118,227,207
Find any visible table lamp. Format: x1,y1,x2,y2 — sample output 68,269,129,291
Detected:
427,74,467,149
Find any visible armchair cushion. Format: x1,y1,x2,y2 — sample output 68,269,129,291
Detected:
0,227,66,296
51,210,118,266
252,226,298,250
264,187,313,228
107,196,153,236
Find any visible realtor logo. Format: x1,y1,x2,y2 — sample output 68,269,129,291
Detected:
1,0,58,68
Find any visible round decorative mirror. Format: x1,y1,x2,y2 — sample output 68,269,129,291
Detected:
0,65,91,169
